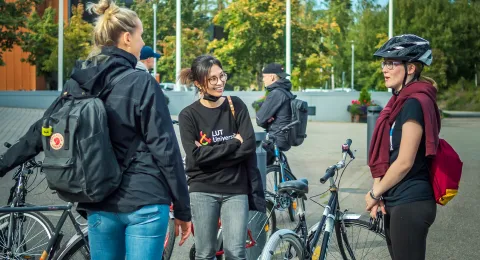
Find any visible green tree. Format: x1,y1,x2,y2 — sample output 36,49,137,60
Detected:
158,28,209,82
210,0,338,90
132,0,208,55
0,0,43,65
19,7,58,79
45,3,93,79
346,0,386,90
324,0,353,88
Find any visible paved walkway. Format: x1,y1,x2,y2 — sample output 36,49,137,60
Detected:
0,107,478,259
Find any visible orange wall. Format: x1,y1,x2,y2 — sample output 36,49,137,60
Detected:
0,0,68,91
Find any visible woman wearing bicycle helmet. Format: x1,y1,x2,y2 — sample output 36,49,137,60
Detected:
178,55,265,260
366,34,441,260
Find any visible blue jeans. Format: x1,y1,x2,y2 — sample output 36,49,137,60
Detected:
190,192,248,260
87,204,169,260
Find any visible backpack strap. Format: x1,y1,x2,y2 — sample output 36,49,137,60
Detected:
97,69,137,99
227,96,235,119
97,68,140,171
274,87,295,100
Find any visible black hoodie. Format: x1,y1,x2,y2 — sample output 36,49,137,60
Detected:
0,47,191,221
256,78,294,149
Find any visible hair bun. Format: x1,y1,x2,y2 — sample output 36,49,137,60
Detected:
87,0,112,15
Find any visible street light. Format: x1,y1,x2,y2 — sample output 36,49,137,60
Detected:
153,3,157,79
389,0,393,39
286,0,291,78
58,0,64,91
175,0,181,88
351,41,354,90
388,0,393,92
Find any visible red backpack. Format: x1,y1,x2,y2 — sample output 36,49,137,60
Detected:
429,139,463,205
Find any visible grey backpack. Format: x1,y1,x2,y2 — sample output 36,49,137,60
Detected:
276,88,308,146
40,70,138,203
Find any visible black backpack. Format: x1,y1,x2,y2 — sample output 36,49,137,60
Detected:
276,88,308,146
40,69,139,203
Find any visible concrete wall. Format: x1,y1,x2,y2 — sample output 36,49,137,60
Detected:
166,91,391,122
0,91,392,122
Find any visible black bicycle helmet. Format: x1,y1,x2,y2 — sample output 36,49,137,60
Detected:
373,34,432,66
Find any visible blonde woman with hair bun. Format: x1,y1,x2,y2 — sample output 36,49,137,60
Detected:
0,0,191,259
80,1,192,259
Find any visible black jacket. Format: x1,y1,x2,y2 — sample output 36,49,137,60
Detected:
0,47,191,221
256,78,294,149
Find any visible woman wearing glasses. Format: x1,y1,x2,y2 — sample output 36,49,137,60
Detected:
177,55,265,260
365,34,440,260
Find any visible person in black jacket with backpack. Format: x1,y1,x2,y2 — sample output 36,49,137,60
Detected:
0,0,191,259
256,63,295,164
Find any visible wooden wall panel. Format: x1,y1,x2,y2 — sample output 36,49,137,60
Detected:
0,0,68,91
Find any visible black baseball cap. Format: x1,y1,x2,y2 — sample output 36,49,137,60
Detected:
140,46,161,60
262,63,289,78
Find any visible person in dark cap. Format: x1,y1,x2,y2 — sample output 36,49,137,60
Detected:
256,63,295,164
136,46,161,72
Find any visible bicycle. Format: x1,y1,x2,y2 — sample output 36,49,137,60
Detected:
188,203,276,260
0,142,59,259
263,121,299,225
171,120,279,259
0,141,176,260
260,139,389,260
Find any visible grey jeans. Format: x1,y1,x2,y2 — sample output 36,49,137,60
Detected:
190,192,249,260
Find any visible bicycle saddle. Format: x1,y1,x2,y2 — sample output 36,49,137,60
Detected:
278,178,309,198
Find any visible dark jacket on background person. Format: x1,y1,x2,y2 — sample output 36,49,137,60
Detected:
256,78,294,151
0,46,191,221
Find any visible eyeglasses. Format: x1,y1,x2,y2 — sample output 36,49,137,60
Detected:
381,61,403,70
208,72,228,85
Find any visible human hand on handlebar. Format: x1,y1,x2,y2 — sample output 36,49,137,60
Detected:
267,117,275,123
369,200,387,219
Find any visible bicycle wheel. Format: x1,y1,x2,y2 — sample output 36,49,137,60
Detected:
162,218,176,260
311,217,389,260
259,229,304,260
335,218,389,260
0,212,54,259
266,165,297,223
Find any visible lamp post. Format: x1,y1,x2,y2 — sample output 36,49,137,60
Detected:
57,0,64,91
286,0,291,78
351,41,354,90
175,0,181,88
153,3,157,79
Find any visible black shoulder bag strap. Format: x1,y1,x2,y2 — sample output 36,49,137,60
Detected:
98,69,141,170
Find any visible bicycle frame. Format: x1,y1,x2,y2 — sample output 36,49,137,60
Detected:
5,161,39,257
307,178,339,257
267,134,294,193
0,203,89,260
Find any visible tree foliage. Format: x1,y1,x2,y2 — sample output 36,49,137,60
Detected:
158,27,209,82
209,0,339,90
20,4,93,86
0,0,42,65
19,7,58,77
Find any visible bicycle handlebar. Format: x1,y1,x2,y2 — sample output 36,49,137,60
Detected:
280,120,300,132
267,120,300,139
4,142,42,169
319,138,355,184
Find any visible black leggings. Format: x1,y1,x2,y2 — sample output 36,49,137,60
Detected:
385,200,437,260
